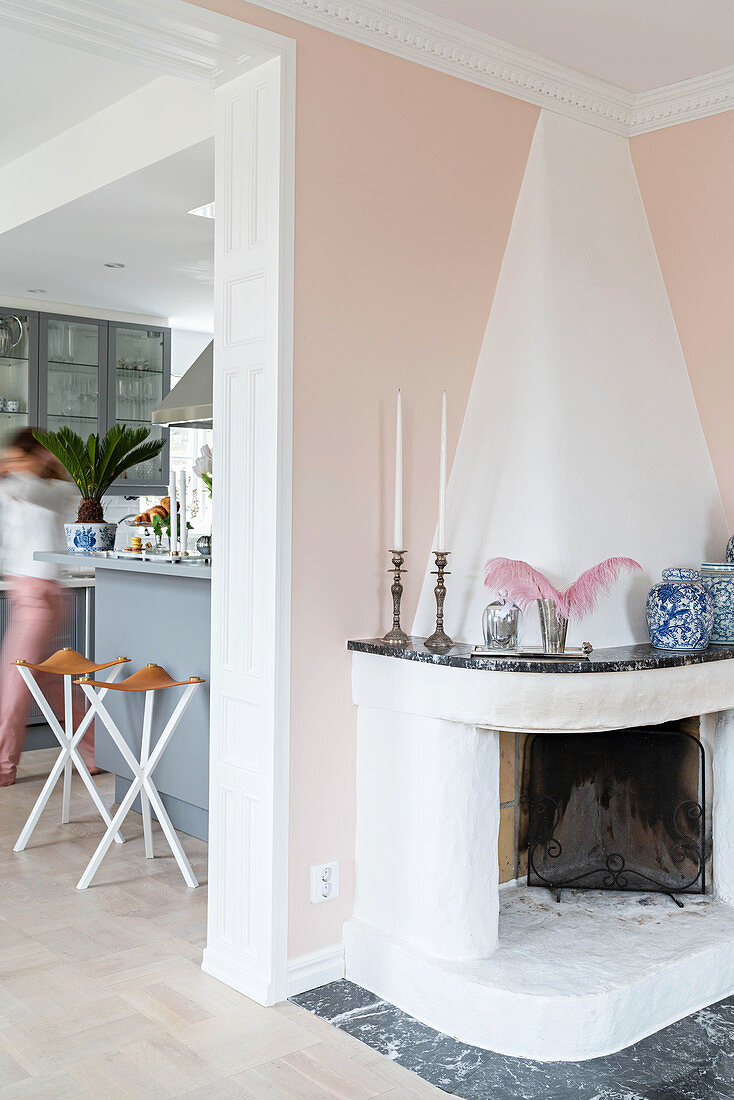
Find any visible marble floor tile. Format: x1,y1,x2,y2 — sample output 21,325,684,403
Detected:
292,979,384,1022
291,979,734,1099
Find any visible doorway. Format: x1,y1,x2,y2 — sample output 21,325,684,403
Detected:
0,0,295,1006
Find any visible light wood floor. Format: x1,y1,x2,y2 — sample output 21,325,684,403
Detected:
0,749,443,1099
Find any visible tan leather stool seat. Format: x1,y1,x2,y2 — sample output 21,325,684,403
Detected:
75,664,205,692
15,648,130,677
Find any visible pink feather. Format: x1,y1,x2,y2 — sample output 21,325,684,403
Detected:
484,557,563,612
484,555,642,622
561,557,641,621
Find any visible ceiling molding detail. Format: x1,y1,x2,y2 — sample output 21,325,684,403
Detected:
630,66,734,135
0,0,271,84
0,0,732,135
258,0,635,134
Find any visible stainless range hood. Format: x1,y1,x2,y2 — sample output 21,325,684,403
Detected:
152,340,213,429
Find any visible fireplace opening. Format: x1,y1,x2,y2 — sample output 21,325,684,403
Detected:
527,727,705,901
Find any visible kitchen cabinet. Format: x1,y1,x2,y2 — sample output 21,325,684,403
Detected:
39,313,108,442
0,305,170,495
108,322,170,491
0,309,39,440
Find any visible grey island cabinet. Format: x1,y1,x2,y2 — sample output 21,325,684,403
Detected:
35,552,211,840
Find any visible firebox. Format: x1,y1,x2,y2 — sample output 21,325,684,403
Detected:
527,727,705,902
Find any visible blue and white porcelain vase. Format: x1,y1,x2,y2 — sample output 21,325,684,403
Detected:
645,568,714,651
64,522,117,554
700,563,734,645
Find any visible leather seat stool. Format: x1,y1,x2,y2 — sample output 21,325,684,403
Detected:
74,663,205,890
12,648,130,853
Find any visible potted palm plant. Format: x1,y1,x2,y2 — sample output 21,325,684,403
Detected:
33,425,166,553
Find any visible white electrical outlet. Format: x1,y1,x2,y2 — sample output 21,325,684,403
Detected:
310,861,339,904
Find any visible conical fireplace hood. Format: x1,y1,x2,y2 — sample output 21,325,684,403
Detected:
413,112,727,648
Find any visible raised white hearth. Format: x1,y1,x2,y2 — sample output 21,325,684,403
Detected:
345,641,734,1061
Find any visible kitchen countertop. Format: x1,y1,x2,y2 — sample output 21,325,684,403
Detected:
348,637,734,673
0,573,94,591
34,551,212,580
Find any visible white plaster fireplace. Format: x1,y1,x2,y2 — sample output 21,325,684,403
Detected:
343,97,734,1065
344,645,734,1061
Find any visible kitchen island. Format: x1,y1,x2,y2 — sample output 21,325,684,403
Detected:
35,552,211,840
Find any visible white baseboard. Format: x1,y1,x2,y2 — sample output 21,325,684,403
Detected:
201,946,278,1006
287,943,345,997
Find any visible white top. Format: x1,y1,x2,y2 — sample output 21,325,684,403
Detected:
0,473,78,581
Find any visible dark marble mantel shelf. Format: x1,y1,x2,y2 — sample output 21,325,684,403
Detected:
347,637,734,674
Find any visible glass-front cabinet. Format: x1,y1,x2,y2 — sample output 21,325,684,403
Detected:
0,309,38,444
1,305,172,494
108,323,170,490
40,314,107,440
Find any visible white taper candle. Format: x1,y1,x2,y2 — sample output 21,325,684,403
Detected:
393,389,403,550
179,469,187,556
436,391,447,551
169,469,177,555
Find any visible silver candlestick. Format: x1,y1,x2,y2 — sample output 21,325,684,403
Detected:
425,550,454,650
383,550,410,646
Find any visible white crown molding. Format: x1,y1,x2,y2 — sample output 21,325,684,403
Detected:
248,0,635,135
630,65,734,135
0,0,279,83
0,0,732,135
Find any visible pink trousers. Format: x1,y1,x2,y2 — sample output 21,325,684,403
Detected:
0,577,93,785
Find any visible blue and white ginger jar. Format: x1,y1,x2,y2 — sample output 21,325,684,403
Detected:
646,568,714,651
700,563,734,645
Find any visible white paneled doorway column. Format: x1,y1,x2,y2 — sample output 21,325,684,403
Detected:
203,50,295,1005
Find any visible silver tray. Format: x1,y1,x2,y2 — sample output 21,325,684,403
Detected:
471,645,593,661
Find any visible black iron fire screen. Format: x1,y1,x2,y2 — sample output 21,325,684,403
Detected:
527,728,705,898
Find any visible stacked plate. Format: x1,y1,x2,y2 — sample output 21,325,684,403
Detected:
700,563,734,644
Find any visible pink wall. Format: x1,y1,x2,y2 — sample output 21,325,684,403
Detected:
631,113,734,528
188,0,538,957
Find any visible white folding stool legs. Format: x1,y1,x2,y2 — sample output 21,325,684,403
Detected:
76,682,201,890
13,663,126,853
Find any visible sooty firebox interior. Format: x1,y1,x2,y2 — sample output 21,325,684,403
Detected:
527,727,705,902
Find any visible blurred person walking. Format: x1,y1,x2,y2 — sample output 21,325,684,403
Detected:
0,428,89,785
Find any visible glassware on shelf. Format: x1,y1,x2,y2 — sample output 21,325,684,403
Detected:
60,376,74,416
0,315,31,443
45,321,101,434
0,316,22,358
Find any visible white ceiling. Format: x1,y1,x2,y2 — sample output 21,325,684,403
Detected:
0,138,214,331
411,0,734,91
0,27,156,168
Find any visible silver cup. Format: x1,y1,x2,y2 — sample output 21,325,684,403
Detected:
537,598,568,653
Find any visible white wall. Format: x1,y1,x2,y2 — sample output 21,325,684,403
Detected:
414,111,727,649
171,328,213,381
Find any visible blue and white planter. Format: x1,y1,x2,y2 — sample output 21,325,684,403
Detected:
646,568,714,651
700,563,734,645
64,522,117,554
